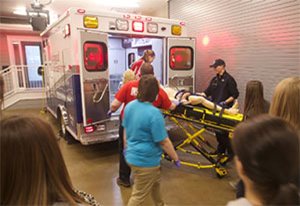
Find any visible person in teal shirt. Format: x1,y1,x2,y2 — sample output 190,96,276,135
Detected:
123,74,180,206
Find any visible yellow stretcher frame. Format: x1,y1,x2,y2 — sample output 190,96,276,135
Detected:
162,105,244,178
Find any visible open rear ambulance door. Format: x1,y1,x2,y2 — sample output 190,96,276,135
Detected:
79,31,110,127
166,37,195,92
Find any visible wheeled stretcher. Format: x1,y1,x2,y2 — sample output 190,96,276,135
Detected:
163,104,244,178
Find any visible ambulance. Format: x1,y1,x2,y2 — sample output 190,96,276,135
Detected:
41,8,195,145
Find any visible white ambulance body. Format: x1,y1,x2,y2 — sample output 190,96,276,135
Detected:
41,8,195,145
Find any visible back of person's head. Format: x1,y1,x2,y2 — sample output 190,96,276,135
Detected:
140,63,154,76
142,49,155,62
0,115,83,205
244,80,265,117
122,69,136,84
269,77,300,130
233,115,299,205
137,75,159,102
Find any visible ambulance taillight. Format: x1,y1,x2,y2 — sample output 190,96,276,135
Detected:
84,125,95,133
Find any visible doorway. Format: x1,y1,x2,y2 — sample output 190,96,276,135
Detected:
21,42,43,87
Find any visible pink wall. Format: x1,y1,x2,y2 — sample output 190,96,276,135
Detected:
0,32,10,69
0,31,42,69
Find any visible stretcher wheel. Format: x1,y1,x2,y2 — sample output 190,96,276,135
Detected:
215,167,227,178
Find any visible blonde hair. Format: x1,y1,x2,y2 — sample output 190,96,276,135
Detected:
269,77,300,130
122,69,136,84
1,115,84,205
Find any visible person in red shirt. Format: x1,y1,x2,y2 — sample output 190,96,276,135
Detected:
130,50,155,79
110,63,176,187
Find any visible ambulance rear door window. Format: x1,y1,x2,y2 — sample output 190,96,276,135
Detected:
169,47,193,70
84,41,108,71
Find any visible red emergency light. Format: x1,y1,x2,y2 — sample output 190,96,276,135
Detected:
77,9,86,14
123,14,131,19
134,15,142,20
175,55,183,62
132,21,144,32
83,42,107,71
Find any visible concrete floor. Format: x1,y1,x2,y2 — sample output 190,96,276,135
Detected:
3,104,239,206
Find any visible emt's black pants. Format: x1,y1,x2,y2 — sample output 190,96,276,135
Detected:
118,118,131,183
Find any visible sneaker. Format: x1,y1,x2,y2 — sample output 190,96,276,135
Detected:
116,178,131,187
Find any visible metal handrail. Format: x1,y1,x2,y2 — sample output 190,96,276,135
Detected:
1,65,44,97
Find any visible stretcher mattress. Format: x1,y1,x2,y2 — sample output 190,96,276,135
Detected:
169,104,244,131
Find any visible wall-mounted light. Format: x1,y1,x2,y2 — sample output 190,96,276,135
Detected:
13,7,27,15
202,35,210,46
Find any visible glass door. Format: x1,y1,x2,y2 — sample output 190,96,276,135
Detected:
21,42,43,87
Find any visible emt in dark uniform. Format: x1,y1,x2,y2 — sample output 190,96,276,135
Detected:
200,59,239,159
110,63,176,187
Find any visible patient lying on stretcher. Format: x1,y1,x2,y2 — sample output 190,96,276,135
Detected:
163,87,239,115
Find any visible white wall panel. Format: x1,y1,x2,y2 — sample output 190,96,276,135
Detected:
169,0,300,110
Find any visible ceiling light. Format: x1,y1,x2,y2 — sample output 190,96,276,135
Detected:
13,7,27,16
96,0,139,8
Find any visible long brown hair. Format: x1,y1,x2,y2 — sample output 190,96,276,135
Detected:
269,77,300,130
0,115,84,205
243,80,266,118
233,115,299,205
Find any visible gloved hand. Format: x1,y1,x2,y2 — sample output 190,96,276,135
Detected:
171,99,180,106
174,160,181,167
219,101,227,107
107,110,113,117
